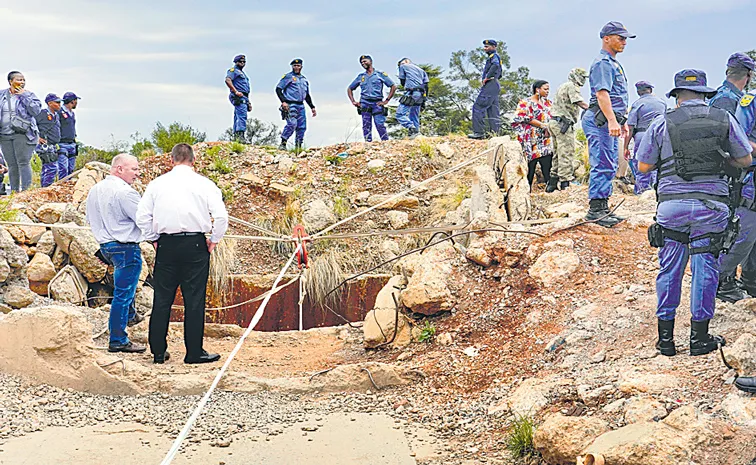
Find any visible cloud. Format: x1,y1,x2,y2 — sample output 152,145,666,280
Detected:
93,52,211,63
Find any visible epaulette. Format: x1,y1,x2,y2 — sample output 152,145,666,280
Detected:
741,94,755,107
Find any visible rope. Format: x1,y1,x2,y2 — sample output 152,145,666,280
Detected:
311,147,495,238
228,215,287,238
160,244,302,465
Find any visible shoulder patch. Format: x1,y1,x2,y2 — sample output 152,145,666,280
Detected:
292,77,297,82
229,68,235,72
741,94,755,107
282,74,287,79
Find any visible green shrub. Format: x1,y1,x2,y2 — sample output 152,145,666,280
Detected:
211,156,232,175
0,196,18,222
206,145,223,159
333,196,350,218
30,154,42,187
506,415,538,458
130,132,155,159
229,141,245,154
417,321,436,343
151,122,206,153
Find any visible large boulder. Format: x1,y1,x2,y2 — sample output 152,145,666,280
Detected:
487,136,530,220
302,199,337,232
34,203,67,224
363,275,412,348
723,333,756,375
72,167,104,205
51,223,107,283
135,285,154,314
397,241,457,316
0,228,29,269
528,239,580,285
386,210,409,229
49,265,88,304
470,165,500,221
721,392,756,426
35,230,56,256
3,285,37,308
140,242,156,272
4,212,46,245
533,414,610,465
27,253,57,295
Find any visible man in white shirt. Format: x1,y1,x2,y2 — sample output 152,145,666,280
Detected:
136,143,228,364
86,154,146,354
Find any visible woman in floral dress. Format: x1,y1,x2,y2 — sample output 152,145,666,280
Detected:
513,80,553,191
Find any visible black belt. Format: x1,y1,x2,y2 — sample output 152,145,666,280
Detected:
285,100,304,105
161,232,204,237
103,241,139,245
60,139,75,143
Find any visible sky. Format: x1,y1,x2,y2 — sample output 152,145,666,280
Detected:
2,0,754,149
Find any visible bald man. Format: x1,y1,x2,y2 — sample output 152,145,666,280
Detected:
86,154,146,354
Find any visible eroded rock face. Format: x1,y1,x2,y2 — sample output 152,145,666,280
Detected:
51,223,106,283
397,241,457,316
533,414,610,465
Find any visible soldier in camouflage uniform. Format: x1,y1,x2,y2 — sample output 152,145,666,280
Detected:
546,68,590,192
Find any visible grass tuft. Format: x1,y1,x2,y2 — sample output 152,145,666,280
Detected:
209,238,236,300
303,249,344,314
229,141,246,154
417,321,436,343
506,415,538,459
0,196,19,222
333,196,350,218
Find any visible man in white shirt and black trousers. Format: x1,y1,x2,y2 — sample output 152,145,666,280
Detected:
136,143,229,364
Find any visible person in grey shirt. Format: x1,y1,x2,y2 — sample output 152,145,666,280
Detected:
0,70,42,192
86,154,147,354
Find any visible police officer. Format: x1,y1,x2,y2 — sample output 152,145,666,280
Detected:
396,58,429,139
34,93,66,187
468,39,502,140
637,69,753,357
59,91,80,178
709,52,754,115
347,55,396,142
276,58,316,152
624,81,667,195
546,68,589,192
582,22,634,227
225,54,251,141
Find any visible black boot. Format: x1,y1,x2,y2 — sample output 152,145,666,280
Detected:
585,199,623,228
740,275,756,298
734,376,756,394
656,319,676,356
278,138,288,150
560,181,570,190
717,276,749,303
467,133,485,140
294,140,303,153
545,177,559,193
234,131,245,142
690,319,725,356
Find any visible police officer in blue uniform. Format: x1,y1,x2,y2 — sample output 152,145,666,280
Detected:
582,22,634,227
276,58,316,151
34,93,65,187
347,55,397,142
637,69,753,357
624,81,667,194
225,54,251,141
709,52,754,115
58,91,80,178
468,39,502,139
396,58,429,139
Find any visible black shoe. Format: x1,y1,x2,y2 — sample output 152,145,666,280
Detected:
717,277,749,303
294,141,303,153
740,277,756,298
234,131,245,142
690,319,725,356
153,351,171,364
184,350,221,364
656,319,676,356
108,341,147,353
278,138,288,150
545,177,559,193
560,181,570,190
467,133,485,140
127,313,144,327
585,199,623,228
734,376,756,394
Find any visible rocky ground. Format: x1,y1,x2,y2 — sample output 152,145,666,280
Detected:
1,136,756,465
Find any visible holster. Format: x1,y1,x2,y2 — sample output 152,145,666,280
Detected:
554,116,572,134
592,105,628,127
279,105,290,120
37,146,58,164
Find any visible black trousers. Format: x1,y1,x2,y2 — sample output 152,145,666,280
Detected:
149,234,210,358
527,155,553,190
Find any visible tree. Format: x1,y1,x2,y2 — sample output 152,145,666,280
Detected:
151,121,206,153
747,50,756,92
220,118,280,146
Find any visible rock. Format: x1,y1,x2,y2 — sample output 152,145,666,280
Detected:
269,183,295,194
528,240,580,285
35,231,55,256
49,265,88,304
0,228,28,269
140,242,156,272
367,159,386,171
508,378,553,417
302,200,337,232
578,384,615,407
379,239,400,261
27,253,57,295
4,285,36,308
0,259,10,283
135,285,154,314
72,168,103,205
721,392,756,426
52,247,66,270
465,242,492,267
487,136,530,220
0,303,12,314
436,332,453,345
624,396,667,423
367,194,419,210
60,205,86,226
35,203,68,224
435,142,455,159
533,414,610,465
396,240,457,315
723,333,756,375
363,276,411,348
545,202,584,219
355,191,370,205
386,210,409,229
470,165,500,221
239,172,267,186
51,223,107,283
619,370,680,395
277,156,295,173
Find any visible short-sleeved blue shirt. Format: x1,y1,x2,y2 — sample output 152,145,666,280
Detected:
398,63,428,90
735,93,756,200
710,80,744,116
226,66,250,94
276,72,309,102
349,70,395,101
588,49,629,114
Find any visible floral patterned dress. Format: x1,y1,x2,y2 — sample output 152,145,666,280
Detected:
512,97,553,161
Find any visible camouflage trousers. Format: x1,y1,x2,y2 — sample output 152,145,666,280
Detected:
548,119,579,182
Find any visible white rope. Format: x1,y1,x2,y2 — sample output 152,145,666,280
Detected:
311,147,494,238
160,243,302,465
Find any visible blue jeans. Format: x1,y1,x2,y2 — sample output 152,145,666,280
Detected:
656,199,729,322
582,109,618,200
100,242,142,345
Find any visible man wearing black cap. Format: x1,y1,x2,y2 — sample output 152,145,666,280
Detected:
582,22,634,227
34,93,66,187
636,69,753,358
276,58,316,152
59,91,80,178
624,81,666,195
225,54,251,142
396,58,429,139
468,40,502,139
710,52,754,115
348,55,396,142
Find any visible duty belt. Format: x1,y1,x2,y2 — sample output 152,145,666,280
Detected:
284,100,303,105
